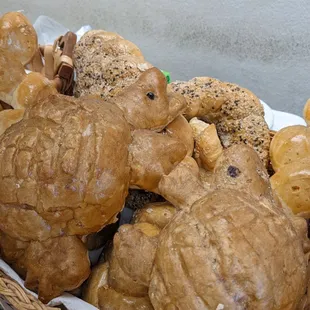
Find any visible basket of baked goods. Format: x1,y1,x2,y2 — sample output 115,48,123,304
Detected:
1,10,310,310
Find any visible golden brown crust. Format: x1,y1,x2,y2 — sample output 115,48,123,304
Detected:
190,118,223,170
0,93,131,301
111,68,187,131
212,144,273,201
84,262,110,307
303,99,310,126
271,159,310,217
129,129,187,192
0,109,24,136
270,125,310,172
0,232,28,277
0,233,90,304
0,94,131,240
89,145,309,309
150,189,307,310
269,125,310,217
98,286,153,310
12,72,58,110
0,12,37,65
158,156,207,210
0,50,190,302
169,77,270,166
24,236,90,303
86,261,154,309
163,115,194,156
86,202,176,309
0,49,26,104
108,223,159,297
133,202,176,229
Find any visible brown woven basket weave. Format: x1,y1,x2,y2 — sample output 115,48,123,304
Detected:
0,271,61,310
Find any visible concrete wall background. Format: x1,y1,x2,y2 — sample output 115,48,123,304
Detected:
2,0,310,115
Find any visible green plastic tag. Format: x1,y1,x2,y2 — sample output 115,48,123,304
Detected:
161,70,171,84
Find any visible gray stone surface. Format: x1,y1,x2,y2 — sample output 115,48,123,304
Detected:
1,0,310,115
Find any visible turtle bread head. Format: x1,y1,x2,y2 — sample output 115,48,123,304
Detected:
113,67,186,131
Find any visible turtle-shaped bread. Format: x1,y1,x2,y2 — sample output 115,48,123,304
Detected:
85,145,310,310
74,31,270,166
0,15,192,301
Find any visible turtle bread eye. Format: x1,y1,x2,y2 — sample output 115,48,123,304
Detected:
147,92,155,100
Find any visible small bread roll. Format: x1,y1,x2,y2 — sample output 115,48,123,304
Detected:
270,125,310,172
0,12,37,65
271,159,310,217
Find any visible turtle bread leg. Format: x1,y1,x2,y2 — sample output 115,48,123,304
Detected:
0,231,91,303
158,156,208,210
128,129,188,193
0,231,29,277
162,115,194,156
85,202,175,309
23,236,90,303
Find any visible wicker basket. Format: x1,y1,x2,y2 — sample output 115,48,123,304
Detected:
0,271,61,310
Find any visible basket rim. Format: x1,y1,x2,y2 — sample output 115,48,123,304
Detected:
0,270,61,310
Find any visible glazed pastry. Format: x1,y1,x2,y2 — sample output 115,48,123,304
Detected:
86,145,309,309
169,78,270,166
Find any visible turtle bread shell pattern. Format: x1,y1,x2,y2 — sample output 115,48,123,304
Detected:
149,189,307,310
0,94,131,242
